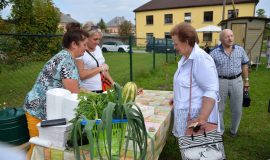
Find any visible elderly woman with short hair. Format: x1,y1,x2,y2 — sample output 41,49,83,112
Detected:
170,22,220,137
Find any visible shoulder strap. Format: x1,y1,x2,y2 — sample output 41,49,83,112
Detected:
187,61,193,121
86,50,99,67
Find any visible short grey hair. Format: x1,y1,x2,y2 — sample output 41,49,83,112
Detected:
219,29,233,40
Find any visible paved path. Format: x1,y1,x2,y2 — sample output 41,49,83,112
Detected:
132,50,147,53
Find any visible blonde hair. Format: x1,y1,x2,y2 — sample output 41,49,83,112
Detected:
82,24,102,37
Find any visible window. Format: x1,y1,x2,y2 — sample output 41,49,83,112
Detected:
204,11,213,22
104,42,115,45
184,12,191,23
203,32,212,41
228,9,239,19
164,14,173,24
146,15,153,25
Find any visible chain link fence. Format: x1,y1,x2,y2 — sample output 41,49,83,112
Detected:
0,33,177,107
0,33,63,107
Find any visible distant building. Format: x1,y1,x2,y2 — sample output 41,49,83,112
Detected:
134,0,258,46
107,16,125,34
58,13,79,31
107,16,135,35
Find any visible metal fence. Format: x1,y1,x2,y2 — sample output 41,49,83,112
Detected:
0,33,177,107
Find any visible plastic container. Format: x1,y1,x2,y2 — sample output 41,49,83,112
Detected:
81,119,127,158
46,88,71,120
0,108,29,145
62,93,80,121
37,122,73,148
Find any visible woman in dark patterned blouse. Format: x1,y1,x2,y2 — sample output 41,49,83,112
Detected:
23,29,88,159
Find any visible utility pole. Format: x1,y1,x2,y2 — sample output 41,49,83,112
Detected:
222,0,238,20
231,0,237,18
222,0,226,20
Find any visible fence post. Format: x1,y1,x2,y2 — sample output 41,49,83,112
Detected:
268,99,270,113
129,36,133,81
153,37,156,69
165,37,168,63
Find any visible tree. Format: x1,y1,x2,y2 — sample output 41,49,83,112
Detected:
31,0,61,60
256,9,266,17
118,20,133,37
97,18,106,31
10,0,60,33
32,0,60,34
7,0,61,63
118,20,133,43
10,0,34,33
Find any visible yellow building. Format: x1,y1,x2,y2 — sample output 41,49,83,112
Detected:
134,0,258,47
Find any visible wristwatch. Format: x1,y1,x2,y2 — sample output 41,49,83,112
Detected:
244,77,249,81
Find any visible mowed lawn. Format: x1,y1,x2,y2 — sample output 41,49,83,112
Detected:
0,53,269,159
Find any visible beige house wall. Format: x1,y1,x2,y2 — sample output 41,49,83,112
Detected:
135,3,255,47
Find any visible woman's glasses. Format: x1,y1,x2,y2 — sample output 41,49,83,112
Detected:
90,25,99,31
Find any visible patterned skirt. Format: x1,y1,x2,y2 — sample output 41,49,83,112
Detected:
172,107,201,137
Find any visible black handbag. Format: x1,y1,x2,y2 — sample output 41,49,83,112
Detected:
243,90,251,107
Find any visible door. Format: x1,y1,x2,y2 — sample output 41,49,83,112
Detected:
111,42,118,51
232,23,246,48
108,42,116,51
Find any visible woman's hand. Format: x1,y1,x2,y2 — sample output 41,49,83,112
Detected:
169,98,174,106
187,118,207,130
137,88,144,95
198,117,208,126
100,64,109,72
243,85,249,91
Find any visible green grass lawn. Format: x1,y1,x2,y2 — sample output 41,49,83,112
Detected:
0,53,269,159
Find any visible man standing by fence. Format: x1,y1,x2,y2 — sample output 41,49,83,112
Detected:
210,29,250,137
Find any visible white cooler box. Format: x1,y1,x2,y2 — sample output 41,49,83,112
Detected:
37,122,73,148
62,93,80,121
46,88,71,120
